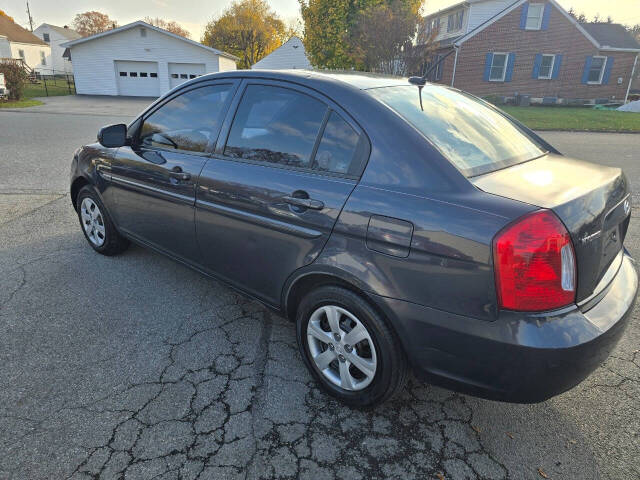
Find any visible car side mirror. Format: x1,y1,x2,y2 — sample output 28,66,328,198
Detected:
98,124,128,148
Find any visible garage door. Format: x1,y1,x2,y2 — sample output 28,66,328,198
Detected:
115,61,160,97
168,63,206,89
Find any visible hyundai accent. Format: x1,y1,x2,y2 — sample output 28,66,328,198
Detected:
70,70,637,406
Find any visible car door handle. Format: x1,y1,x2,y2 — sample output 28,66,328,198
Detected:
169,168,191,181
283,195,324,210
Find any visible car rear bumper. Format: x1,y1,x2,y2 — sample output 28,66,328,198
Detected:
370,251,638,403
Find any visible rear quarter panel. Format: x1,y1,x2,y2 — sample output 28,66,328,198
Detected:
315,184,536,321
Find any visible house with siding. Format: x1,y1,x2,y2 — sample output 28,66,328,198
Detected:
0,13,51,74
423,0,640,104
33,24,81,74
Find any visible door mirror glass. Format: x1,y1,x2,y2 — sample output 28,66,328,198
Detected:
98,124,127,148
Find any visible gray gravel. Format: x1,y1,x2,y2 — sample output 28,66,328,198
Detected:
0,98,639,479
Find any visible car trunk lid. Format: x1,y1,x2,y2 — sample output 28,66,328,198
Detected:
473,154,631,302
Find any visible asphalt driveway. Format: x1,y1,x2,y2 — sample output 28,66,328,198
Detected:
0,97,639,480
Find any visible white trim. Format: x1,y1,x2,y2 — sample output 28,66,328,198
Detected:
60,20,239,61
524,3,544,31
489,52,508,82
600,47,640,52
625,55,638,103
7,40,49,47
538,53,555,79
451,46,459,87
587,55,607,85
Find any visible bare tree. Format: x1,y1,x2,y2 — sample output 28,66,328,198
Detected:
144,17,190,38
348,0,437,76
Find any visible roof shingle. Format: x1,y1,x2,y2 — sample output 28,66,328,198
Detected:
581,23,640,50
0,14,48,45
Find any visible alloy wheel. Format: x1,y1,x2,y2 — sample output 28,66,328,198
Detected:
306,305,377,391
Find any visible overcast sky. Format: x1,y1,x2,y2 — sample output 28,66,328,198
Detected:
4,0,639,41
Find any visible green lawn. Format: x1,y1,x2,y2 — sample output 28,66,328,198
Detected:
0,98,43,108
501,106,640,132
23,79,74,98
0,78,73,108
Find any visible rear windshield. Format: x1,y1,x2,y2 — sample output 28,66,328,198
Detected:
369,85,546,177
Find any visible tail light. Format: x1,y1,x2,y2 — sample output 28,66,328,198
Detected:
493,210,576,312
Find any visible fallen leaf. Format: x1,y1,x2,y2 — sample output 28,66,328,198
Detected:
471,425,481,433
506,432,514,439
538,467,549,478
436,473,445,480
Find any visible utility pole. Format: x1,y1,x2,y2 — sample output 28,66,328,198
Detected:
26,1,34,31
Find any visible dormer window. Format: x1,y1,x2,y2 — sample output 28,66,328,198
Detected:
525,3,544,30
140,28,147,37
425,17,440,36
43,33,50,43
447,10,464,32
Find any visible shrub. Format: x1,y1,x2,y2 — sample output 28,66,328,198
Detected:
0,62,27,100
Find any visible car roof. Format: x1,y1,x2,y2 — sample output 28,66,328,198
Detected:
201,69,411,91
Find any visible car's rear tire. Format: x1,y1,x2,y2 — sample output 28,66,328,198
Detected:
296,285,408,407
76,185,129,256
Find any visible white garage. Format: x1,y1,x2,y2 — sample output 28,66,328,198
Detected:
61,21,237,97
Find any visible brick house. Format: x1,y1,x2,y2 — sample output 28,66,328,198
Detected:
423,0,640,104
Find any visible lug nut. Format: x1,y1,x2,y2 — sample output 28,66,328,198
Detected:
328,344,335,351
334,333,341,341
344,344,353,353
338,354,346,363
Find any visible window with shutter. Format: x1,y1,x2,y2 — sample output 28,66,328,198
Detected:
489,53,508,82
538,55,555,79
525,3,544,30
587,56,607,84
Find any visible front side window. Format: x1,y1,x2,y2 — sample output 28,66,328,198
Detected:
490,53,507,81
369,85,545,177
40,51,46,65
588,56,606,84
538,54,555,79
139,84,233,153
18,49,25,60
313,112,360,175
526,3,544,30
224,85,327,169
42,33,50,43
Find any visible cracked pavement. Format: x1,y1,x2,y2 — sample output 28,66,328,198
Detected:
0,104,639,479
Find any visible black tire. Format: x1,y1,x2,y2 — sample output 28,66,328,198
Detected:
296,285,408,407
76,185,129,256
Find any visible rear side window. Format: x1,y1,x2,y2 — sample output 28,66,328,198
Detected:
369,85,545,177
313,112,360,175
139,84,233,153
224,85,327,169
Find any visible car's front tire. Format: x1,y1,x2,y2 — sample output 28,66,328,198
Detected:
76,185,129,256
296,285,408,407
